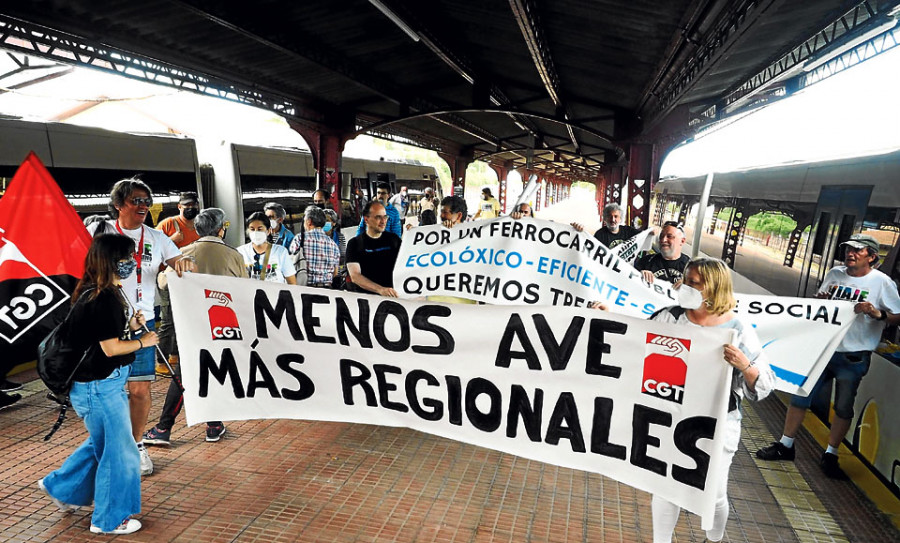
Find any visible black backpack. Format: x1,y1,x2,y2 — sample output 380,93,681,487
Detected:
37,289,96,440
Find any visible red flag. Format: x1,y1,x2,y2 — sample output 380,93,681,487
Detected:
0,152,92,369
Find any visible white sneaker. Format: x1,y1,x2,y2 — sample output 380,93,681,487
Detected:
37,478,79,513
90,518,142,534
137,443,153,476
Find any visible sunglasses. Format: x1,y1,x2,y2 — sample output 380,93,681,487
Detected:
663,220,684,231
130,197,153,207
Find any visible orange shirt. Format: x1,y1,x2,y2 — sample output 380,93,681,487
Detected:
156,215,200,248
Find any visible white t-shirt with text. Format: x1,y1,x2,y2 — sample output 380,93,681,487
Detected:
818,266,900,352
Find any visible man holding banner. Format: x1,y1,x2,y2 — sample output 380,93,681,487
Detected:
346,201,401,297
635,221,691,284
757,234,900,479
592,203,640,249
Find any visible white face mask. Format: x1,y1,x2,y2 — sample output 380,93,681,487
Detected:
677,284,704,310
269,219,279,229
248,231,268,246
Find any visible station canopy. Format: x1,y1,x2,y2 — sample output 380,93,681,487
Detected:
1,1,896,180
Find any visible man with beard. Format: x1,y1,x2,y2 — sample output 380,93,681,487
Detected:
592,203,639,249
634,221,691,284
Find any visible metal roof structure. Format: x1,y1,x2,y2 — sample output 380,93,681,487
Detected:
1,1,899,182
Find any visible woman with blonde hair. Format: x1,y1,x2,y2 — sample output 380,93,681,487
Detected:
648,257,775,543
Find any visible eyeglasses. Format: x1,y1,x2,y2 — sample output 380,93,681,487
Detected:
130,197,153,207
368,214,388,221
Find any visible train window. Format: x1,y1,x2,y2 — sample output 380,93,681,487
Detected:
811,212,832,257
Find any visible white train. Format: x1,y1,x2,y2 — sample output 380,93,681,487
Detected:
0,117,440,247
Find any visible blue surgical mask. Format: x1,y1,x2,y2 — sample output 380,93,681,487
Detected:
116,259,137,280
323,223,333,234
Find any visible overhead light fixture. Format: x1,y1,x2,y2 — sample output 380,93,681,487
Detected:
803,17,898,72
368,0,420,42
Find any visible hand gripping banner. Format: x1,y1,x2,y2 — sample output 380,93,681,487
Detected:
393,217,855,395
170,273,736,529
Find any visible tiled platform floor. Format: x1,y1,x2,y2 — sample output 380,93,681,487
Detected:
1,373,898,542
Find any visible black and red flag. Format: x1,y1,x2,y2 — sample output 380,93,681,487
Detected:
0,152,91,373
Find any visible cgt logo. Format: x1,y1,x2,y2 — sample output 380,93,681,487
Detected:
0,279,68,343
205,289,242,340
642,333,690,404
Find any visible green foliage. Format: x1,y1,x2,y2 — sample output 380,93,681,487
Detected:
746,212,797,236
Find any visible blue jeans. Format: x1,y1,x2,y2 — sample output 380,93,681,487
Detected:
42,366,141,531
129,319,156,381
791,351,871,419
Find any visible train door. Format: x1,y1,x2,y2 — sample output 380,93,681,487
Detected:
797,186,873,297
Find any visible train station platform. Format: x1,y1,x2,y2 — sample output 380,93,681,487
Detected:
1,367,899,543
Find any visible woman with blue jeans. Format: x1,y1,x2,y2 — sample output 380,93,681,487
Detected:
38,233,159,535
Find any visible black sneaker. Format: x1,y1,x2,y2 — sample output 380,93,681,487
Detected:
756,441,795,461
143,426,171,446
0,393,21,410
820,452,848,480
1,379,23,392
206,424,226,442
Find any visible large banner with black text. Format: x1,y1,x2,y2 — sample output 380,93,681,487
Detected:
170,273,737,528
393,218,856,395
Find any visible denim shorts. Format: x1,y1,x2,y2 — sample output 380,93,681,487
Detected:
128,319,156,382
791,350,871,419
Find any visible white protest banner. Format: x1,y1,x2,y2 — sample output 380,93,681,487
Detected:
613,228,655,265
394,217,856,396
170,273,735,529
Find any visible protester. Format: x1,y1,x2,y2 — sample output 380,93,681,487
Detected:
346,201,400,296
313,189,331,210
419,209,437,226
356,183,402,237
510,202,534,219
144,209,245,446
87,178,193,477
418,187,436,215
324,209,346,260
303,205,341,288
155,191,201,376
38,233,161,535
757,234,900,478
594,203,639,248
646,257,775,543
238,212,297,284
389,185,409,220
432,196,478,305
634,221,691,284
473,187,499,220
156,192,200,248
264,202,295,250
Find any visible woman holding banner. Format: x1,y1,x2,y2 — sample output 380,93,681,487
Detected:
38,234,158,535
238,212,298,284
648,258,775,543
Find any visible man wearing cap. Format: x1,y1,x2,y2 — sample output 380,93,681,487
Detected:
633,221,691,284
757,234,900,479
157,192,201,249
473,187,500,220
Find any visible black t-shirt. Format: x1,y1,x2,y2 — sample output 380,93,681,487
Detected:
68,288,134,382
346,232,401,289
593,225,639,249
634,253,692,284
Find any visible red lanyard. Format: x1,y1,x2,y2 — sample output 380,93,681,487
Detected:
115,221,145,285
